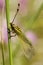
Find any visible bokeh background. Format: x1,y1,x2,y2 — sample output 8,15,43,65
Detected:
0,0,43,65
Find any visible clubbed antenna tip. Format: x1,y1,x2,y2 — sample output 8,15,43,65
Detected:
18,3,20,6
17,3,20,12
17,8,19,12
11,3,20,23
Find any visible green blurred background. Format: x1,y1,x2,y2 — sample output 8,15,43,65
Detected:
0,0,43,65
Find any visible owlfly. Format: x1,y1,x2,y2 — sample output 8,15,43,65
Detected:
8,3,35,59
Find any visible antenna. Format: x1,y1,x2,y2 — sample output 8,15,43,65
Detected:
11,3,20,24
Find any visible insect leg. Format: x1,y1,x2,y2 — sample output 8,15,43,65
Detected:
8,28,17,38
10,33,16,38
7,28,11,39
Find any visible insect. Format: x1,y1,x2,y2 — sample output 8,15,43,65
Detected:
8,3,35,59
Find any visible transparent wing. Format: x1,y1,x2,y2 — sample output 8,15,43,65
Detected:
14,25,35,59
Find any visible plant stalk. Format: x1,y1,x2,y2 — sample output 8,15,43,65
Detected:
5,0,12,65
